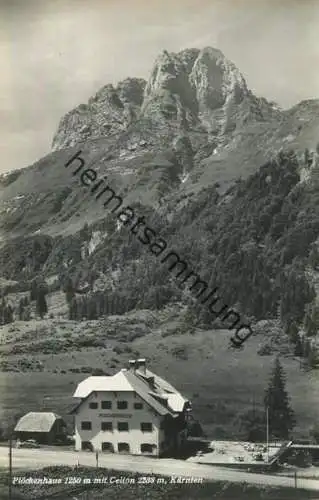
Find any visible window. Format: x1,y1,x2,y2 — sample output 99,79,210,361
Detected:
89,402,98,409
141,443,156,454
101,401,112,409
81,441,93,451
118,442,130,453
117,401,128,410
117,422,129,432
134,402,143,410
101,422,113,431
81,421,92,431
102,442,114,453
140,422,152,432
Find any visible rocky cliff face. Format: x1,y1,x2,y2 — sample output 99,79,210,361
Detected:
52,47,279,153
52,78,146,151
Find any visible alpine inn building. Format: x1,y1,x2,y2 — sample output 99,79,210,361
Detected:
72,359,192,456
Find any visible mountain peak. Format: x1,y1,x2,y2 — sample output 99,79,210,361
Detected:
51,46,276,151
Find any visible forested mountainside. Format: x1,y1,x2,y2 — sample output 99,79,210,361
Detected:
0,46,319,344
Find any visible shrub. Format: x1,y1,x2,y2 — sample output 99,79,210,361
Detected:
257,344,273,356
113,346,123,355
171,345,188,360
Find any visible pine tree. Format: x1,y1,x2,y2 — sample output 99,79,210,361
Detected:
69,297,78,320
5,302,13,323
279,266,315,326
36,289,48,319
264,357,295,439
304,303,319,337
31,278,48,319
0,297,14,325
80,296,88,320
305,341,319,370
309,244,319,270
18,297,25,320
293,334,303,357
286,321,303,356
22,305,31,321
87,296,97,320
64,277,75,305
286,320,299,341
30,279,38,301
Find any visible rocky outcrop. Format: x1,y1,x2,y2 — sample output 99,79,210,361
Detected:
51,78,146,151
51,47,278,152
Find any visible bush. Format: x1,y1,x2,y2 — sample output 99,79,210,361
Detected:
113,346,123,355
257,344,273,356
171,345,188,360
91,368,110,376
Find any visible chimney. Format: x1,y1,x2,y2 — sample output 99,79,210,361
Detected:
128,360,136,371
137,358,146,373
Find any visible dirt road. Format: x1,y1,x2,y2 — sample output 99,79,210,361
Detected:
0,447,319,491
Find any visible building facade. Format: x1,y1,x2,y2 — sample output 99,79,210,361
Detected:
72,359,191,456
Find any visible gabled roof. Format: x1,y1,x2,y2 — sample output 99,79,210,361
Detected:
14,412,63,433
135,367,189,412
124,369,174,416
73,371,134,398
72,366,189,416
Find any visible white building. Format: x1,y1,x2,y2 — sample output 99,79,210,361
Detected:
71,359,192,456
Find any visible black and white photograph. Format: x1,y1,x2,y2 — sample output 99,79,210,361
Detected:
0,0,319,498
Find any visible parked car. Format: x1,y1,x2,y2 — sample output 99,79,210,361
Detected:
293,439,314,445
17,439,40,448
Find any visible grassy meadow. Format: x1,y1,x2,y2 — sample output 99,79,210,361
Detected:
0,291,319,438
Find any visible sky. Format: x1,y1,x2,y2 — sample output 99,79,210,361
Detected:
0,0,319,173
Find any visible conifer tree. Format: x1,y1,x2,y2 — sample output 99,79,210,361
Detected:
64,277,75,305
36,290,48,319
309,244,319,270
286,321,303,356
31,278,48,319
264,357,295,439
18,297,25,320
30,279,38,301
293,334,303,357
0,297,14,325
69,297,78,320
304,303,319,337
304,341,319,370
286,320,298,340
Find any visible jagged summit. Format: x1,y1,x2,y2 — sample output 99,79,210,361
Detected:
51,46,276,152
